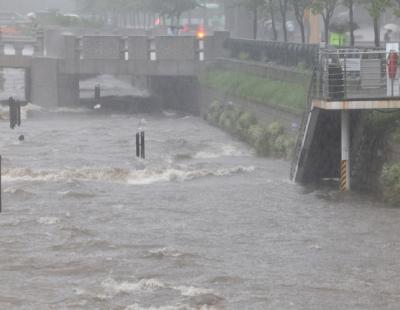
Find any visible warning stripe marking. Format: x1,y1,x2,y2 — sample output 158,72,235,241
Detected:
340,160,348,192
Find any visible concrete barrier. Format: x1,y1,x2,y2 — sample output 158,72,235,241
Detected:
155,36,196,61
81,35,124,59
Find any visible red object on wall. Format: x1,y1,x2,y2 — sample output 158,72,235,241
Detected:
388,51,399,79
0,27,18,34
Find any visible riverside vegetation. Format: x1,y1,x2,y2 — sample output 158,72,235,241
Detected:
202,69,307,114
200,68,306,159
381,124,400,206
362,111,400,206
204,101,294,159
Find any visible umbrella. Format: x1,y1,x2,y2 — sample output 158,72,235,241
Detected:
384,24,400,32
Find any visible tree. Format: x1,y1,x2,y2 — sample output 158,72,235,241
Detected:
278,0,289,42
238,0,267,39
268,0,278,40
311,0,339,46
342,0,355,47
362,0,392,47
291,0,312,43
394,0,400,15
147,0,200,25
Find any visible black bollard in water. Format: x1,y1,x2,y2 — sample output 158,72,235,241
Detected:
8,97,21,130
16,100,21,127
141,131,145,159
94,84,101,101
136,133,140,158
9,97,16,129
135,131,146,159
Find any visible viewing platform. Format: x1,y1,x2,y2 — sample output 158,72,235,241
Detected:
292,47,400,191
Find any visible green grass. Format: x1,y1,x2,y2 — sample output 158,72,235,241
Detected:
202,69,308,114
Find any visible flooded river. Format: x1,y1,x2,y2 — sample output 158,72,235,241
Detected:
0,71,400,310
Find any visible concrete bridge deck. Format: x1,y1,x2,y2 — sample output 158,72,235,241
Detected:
0,32,228,74
0,31,229,107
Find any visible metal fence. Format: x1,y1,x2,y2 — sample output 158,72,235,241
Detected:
316,48,397,101
224,38,319,69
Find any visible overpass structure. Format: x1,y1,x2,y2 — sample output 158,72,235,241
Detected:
291,48,400,191
0,30,229,107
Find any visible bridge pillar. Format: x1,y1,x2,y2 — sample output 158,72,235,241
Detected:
31,58,59,107
58,74,79,106
31,58,79,107
340,110,351,191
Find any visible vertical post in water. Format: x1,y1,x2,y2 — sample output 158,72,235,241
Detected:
141,131,145,159
136,133,140,158
95,84,101,104
0,155,2,213
340,110,351,192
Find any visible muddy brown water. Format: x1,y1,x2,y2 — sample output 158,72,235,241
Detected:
0,70,399,310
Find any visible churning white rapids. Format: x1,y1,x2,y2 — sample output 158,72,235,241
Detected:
1,77,400,310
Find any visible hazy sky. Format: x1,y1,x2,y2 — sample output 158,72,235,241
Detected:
0,0,75,14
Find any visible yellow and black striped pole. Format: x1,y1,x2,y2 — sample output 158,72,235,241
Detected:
340,160,349,192
340,110,351,192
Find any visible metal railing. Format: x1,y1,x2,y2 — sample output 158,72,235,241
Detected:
316,48,395,101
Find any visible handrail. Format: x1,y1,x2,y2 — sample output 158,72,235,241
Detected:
290,67,317,180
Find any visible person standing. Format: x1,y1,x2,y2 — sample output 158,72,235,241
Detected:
384,29,393,43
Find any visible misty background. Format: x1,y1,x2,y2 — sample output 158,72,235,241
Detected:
0,0,75,14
